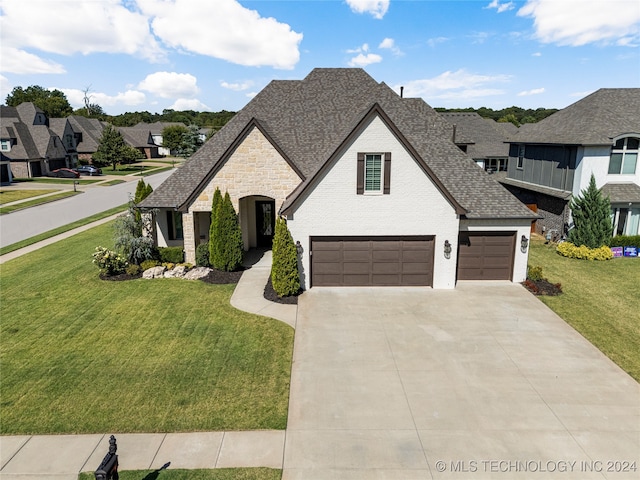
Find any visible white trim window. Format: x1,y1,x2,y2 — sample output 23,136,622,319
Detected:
517,145,525,169
608,137,638,175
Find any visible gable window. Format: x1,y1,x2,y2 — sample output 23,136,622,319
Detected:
357,152,391,195
608,137,638,175
517,145,525,169
0,140,9,151
166,211,183,240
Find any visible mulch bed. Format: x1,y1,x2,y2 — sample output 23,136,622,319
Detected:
522,279,563,296
263,276,300,305
99,272,142,281
199,267,244,284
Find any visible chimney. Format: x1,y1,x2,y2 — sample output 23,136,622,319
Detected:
452,124,457,143
400,86,404,98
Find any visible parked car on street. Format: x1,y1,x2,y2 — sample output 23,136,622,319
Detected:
48,168,80,178
75,165,102,176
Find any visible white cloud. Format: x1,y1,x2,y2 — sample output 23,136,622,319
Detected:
518,87,545,96
532,52,542,57
221,81,254,92
427,37,449,48
379,37,403,56
348,53,383,67
138,0,302,69
169,98,211,111
485,0,515,13
518,0,640,46
397,69,511,100
346,0,390,19
0,0,165,62
138,72,199,99
0,47,66,74
347,43,370,54
58,88,146,109
0,75,12,100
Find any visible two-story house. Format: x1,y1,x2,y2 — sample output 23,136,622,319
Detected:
500,88,640,237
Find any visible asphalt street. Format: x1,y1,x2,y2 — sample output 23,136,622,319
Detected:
0,169,173,247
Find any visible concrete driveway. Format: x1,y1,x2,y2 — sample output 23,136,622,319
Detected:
283,283,639,479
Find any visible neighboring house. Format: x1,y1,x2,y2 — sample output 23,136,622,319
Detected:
135,121,186,156
500,88,640,237
66,116,105,162
49,117,79,167
441,112,516,175
0,156,13,184
140,68,536,289
118,126,160,159
0,103,68,177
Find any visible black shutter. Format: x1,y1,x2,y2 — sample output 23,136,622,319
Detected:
357,153,364,194
383,152,391,194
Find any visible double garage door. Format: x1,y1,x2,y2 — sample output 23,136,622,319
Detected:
457,232,515,281
311,236,434,287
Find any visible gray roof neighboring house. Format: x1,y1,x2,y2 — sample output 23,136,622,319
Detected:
134,121,185,135
507,88,640,145
440,112,512,159
601,183,640,204
66,116,105,154
118,127,156,148
0,104,66,161
141,68,536,220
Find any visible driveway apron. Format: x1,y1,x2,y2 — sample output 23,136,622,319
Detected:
283,283,640,479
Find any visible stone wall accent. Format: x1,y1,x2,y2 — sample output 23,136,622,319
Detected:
182,212,196,264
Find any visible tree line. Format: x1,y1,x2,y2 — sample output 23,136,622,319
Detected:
434,106,558,126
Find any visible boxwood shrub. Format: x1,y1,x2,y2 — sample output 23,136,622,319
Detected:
158,246,184,263
195,243,211,267
609,235,640,247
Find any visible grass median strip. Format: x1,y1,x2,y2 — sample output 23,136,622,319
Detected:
78,468,281,480
0,221,294,434
529,237,640,381
0,189,59,204
13,177,101,185
0,191,82,215
0,204,128,256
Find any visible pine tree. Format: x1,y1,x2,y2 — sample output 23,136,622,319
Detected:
208,188,223,266
212,192,243,271
271,217,300,297
568,174,613,248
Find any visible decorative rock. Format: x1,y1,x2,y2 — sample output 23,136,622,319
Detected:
173,265,188,277
183,266,212,280
143,266,166,279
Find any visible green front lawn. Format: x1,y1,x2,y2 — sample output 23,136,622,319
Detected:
528,237,640,381
0,222,294,434
13,177,101,185
0,191,82,214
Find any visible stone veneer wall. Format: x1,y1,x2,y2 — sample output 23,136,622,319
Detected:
182,126,302,263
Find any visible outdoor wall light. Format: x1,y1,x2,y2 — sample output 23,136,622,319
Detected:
521,234,529,253
444,240,452,259
296,240,303,256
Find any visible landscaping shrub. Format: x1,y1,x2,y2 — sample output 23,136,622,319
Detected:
527,265,544,281
158,246,184,263
125,264,141,276
609,235,640,247
567,174,613,248
209,187,223,267
556,242,613,261
92,246,127,275
211,192,243,272
196,243,211,267
140,259,160,271
271,217,300,297
113,203,157,264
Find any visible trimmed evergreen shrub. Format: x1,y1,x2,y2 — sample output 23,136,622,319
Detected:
271,217,300,297
211,192,243,272
209,187,223,266
140,259,160,271
158,246,184,263
556,242,613,260
567,174,613,249
527,265,544,281
125,264,141,276
195,243,211,267
609,235,640,247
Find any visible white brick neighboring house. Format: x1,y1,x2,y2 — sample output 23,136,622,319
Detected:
140,69,537,289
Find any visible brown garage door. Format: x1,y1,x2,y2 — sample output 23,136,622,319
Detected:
311,236,434,287
457,232,515,280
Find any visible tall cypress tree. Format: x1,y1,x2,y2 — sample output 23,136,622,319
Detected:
271,217,300,297
212,192,243,271
208,187,223,266
568,174,613,248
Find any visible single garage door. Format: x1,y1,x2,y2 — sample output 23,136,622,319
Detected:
311,236,434,287
457,232,515,280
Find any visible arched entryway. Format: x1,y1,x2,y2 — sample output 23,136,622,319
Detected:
238,195,276,250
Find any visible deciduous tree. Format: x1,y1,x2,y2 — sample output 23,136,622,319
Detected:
93,124,127,171
5,85,73,118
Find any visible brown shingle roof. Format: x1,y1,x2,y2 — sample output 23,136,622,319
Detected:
508,88,640,145
141,68,535,219
440,112,512,159
601,183,640,203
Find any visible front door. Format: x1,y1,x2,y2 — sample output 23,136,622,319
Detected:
256,200,275,247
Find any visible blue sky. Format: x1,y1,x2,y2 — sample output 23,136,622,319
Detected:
1,0,639,115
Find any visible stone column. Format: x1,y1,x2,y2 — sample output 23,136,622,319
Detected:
182,212,196,264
